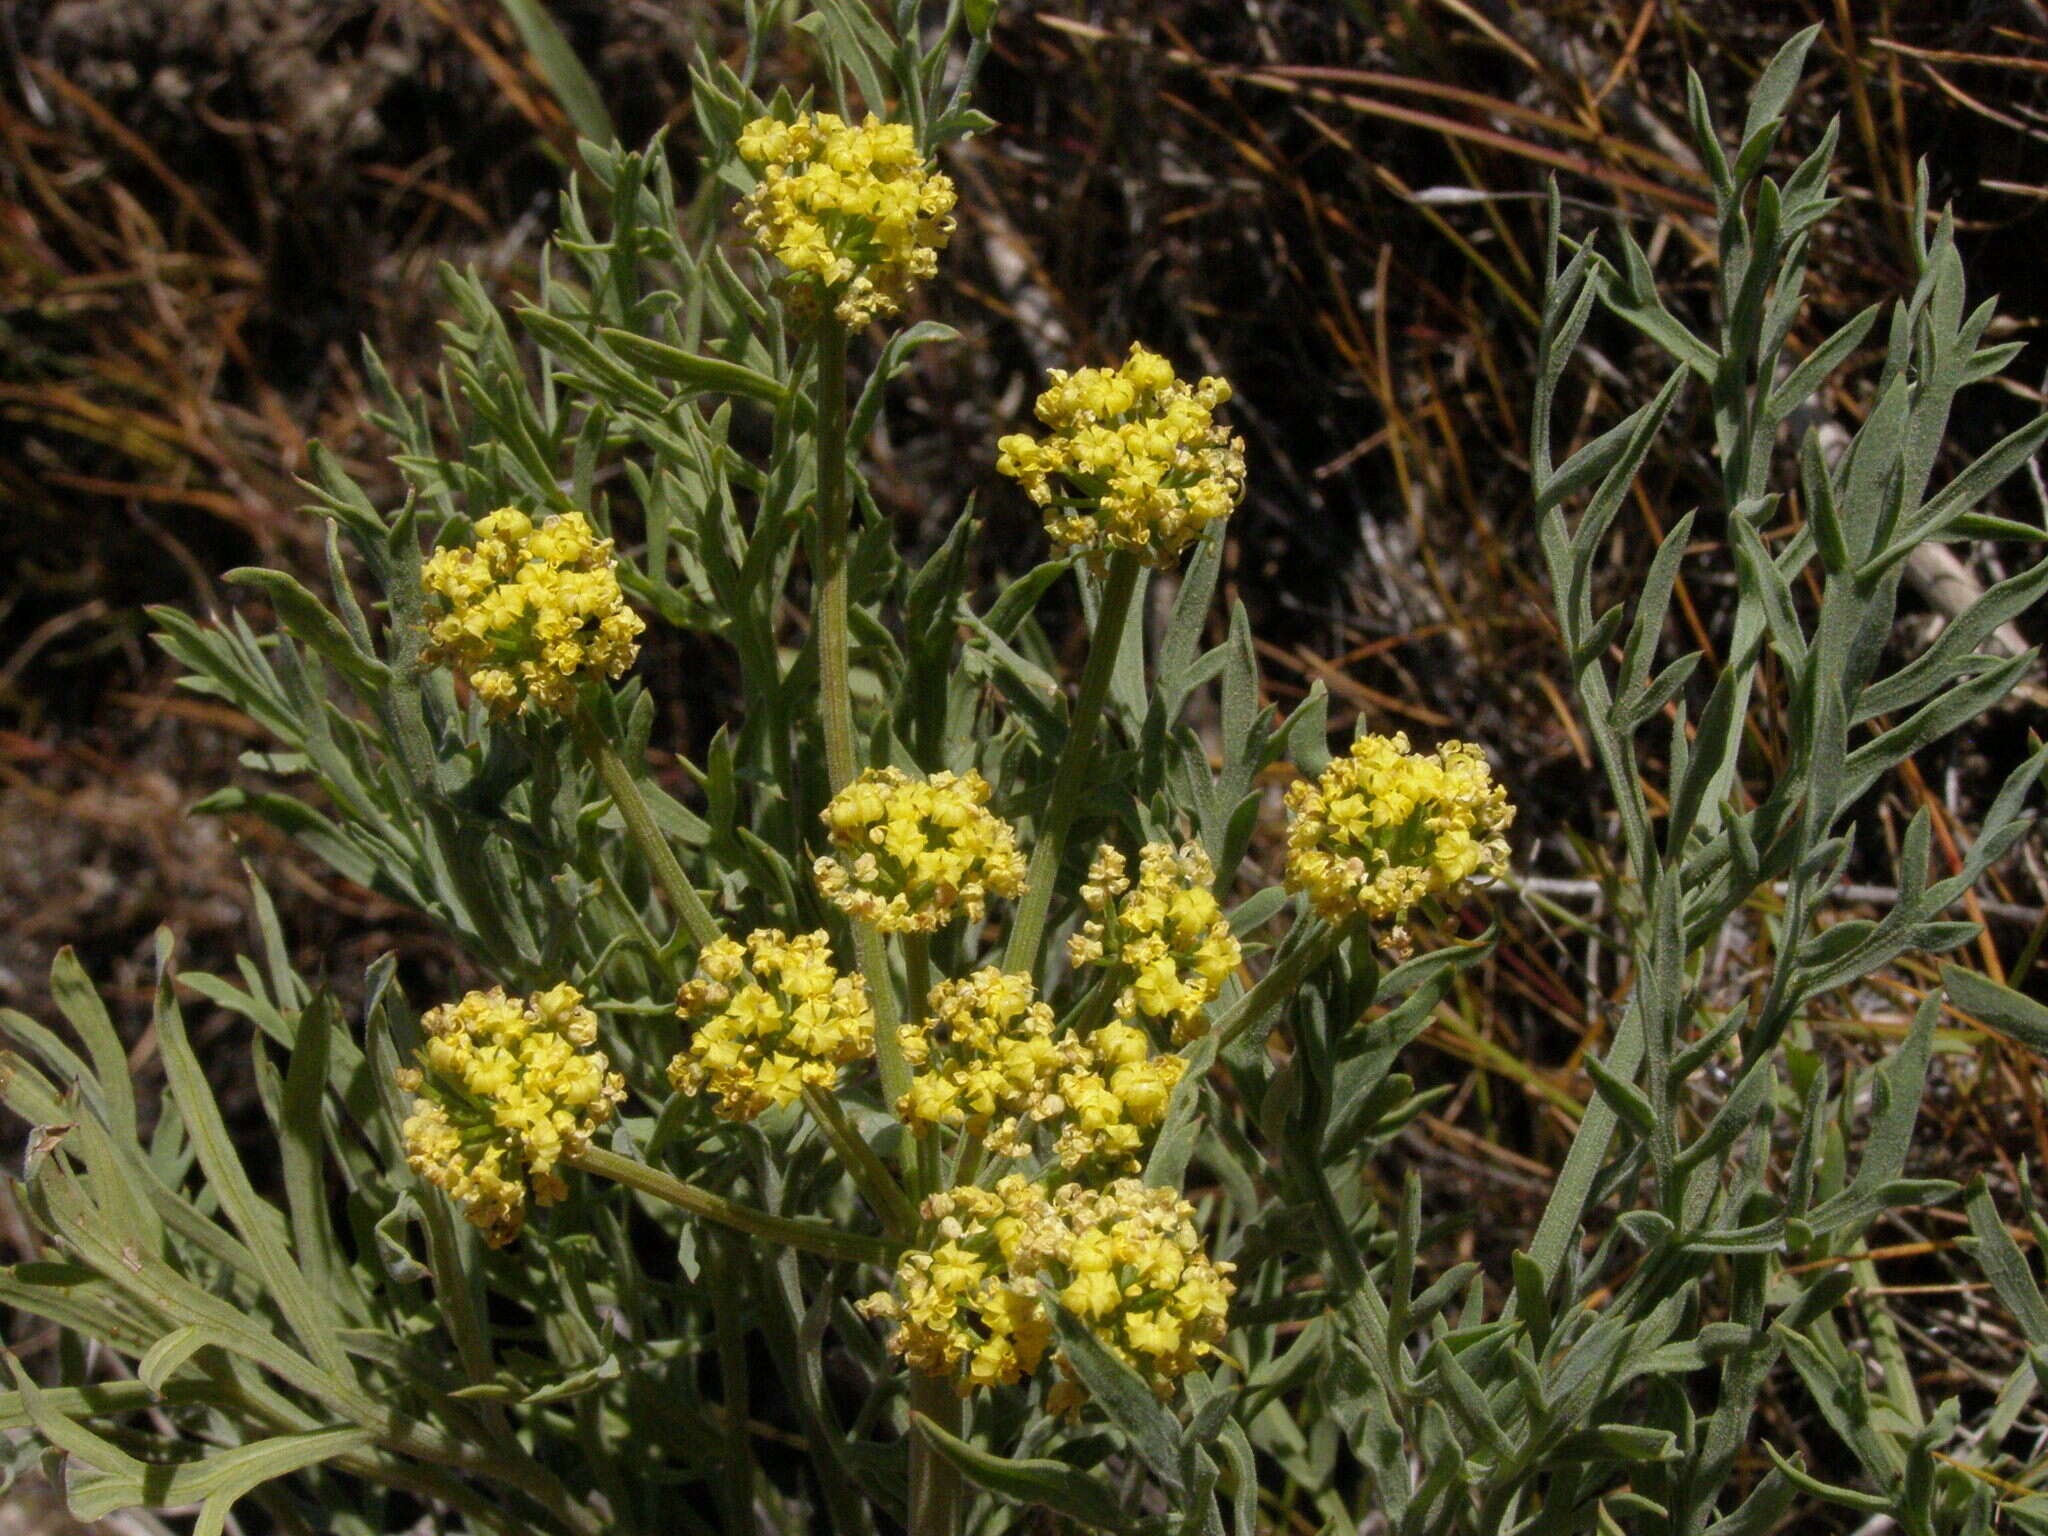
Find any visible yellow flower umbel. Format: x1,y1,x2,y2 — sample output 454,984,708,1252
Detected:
396,984,626,1248
859,1176,1054,1394
736,112,958,330
670,929,875,1121
1284,732,1514,927
420,508,644,717
863,1177,1234,1406
814,767,1026,933
898,968,1075,1156
1033,1179,1235,1413
1068,842,1242,1044
1050,1022,1188,1174
996,343,1246,569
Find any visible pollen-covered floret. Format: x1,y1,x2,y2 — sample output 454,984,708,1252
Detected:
736,112,958,329
898,968,1077,1155
1068,842,1241,1044
670,929,875,1121
860,1176,1234,1407
814,767,1026,933
996,343,1245,569
397,984,626,1247
1283,732,1514,926
420,507,643,717
1050,1021,1188,1174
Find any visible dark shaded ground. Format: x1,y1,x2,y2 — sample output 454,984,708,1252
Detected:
4,0,2048,1519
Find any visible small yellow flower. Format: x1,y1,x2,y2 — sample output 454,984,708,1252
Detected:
1068,842,1241,1044
897,968,1077,1155
996,344,1245,569
396,984,626,1247
670,930,875,1121
1283,732,1514,925
814,767,1025,933
420,508,643,717
736,111,957,330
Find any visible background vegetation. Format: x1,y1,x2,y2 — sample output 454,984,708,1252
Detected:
4,1,2048,1528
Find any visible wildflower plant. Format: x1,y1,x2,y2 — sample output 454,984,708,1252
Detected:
5,13,2048,1536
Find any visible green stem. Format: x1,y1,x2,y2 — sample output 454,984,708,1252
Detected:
577,718,723,952
803,1083,921,1236
710,1235,757,1536
909,1372,963,1536
1000,551,1144,980
571,1144,896,1266
814,321,858,795
1212,919,1340,1052
859,921,909,1109
903,933,941,1198
807,320,914,1132
947,1132,986,1195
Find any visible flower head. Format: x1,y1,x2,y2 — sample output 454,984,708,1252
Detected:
1068,842,1241,1044
858,1176,1055,1393
736,112,957,329
860,1176,1234,1406
897,968,1076,1156
670,929,875,1121
1033,1179,1235,1411
1283,732,1513,926
1050,1022,1188,1175
996,344,1245,569
420,508,643,717
814,767,1025,933
397,984,626,1247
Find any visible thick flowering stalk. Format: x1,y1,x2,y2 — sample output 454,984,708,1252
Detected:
862,1177,1235,1411
1069,842,1242,1044
737,112,958,330
421,509,643,717
814,767,1026,934
1284,732,1514,937
996,343,1245,570
397,984,626,1247
669,929,876,1120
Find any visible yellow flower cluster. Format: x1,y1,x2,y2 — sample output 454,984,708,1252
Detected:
420,508,643,717
669,929,875,1121
397,984,626,1247
1284,733,1514,926
1037,1179,1235,1411
858,1176,1053,1392
1068,843,1242,1044
996,344,1246,569
736,112,958,329
862,1176,1234,1405
814,767,1025,933
1051,1022,1187,1174
898,968,1072,1157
